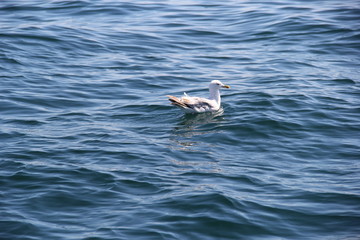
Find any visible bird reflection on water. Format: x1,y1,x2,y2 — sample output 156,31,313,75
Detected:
169,108,225,152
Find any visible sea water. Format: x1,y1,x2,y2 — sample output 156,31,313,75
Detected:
1,1,359,239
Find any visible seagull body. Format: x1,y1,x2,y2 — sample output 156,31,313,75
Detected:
167,80,230,113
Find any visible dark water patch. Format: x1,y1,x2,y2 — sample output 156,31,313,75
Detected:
0,3,44,13
0,32,62,44
3,119,46,126
0,220,40,240
149,193,283,239
0,100,50,116
8,95,96,110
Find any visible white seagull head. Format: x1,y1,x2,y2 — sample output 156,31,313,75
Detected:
209,80,231,91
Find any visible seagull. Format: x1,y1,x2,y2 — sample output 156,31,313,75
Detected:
167,80,230,113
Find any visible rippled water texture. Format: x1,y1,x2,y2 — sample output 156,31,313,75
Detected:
1,0,360,239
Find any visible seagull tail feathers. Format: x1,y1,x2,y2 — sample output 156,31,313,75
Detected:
166,95,189,109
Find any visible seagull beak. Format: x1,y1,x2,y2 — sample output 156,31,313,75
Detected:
222,85,230,89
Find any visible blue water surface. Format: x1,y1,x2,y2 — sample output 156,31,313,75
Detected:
1,0,360,239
